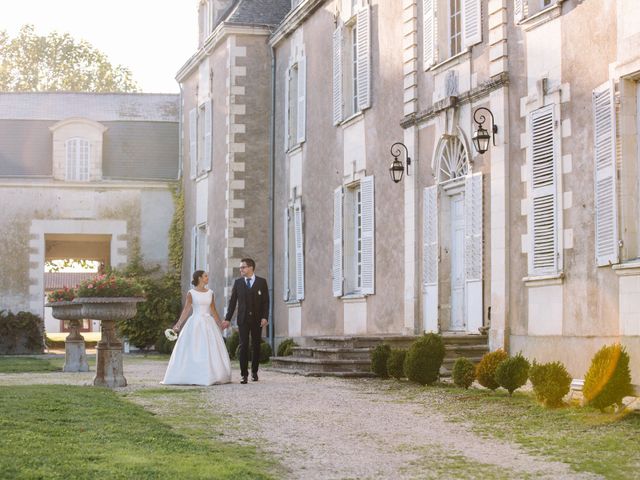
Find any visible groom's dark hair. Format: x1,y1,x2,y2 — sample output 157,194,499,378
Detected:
241,258,255,269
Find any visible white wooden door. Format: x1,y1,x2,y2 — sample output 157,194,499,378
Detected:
450,194,465,330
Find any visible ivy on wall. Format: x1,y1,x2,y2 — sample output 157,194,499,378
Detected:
116,185,185,353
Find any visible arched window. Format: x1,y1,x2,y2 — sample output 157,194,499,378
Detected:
437,135,469,184
65,138,90,181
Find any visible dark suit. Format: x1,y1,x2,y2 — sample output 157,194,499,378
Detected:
225,275,270,378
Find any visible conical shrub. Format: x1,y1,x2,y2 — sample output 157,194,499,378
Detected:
529,360,571,407
495,353,530,395
404,333,445,386
583,344,634,412
387,348,407,380
476,349,508,390
452,357,475,389
370,344,391,378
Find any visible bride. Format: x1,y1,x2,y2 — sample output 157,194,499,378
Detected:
162,270,232,385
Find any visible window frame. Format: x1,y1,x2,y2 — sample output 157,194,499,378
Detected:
65,137,90,182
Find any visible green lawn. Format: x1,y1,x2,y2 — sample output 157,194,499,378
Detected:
380,380,640,480
0,385,278,479
0,356,62,373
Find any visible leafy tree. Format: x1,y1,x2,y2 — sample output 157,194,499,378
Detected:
0,25,138,92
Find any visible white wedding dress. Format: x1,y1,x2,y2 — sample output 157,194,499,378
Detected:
162,289,232,386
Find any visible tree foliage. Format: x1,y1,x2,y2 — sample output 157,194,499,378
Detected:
0,25,138,92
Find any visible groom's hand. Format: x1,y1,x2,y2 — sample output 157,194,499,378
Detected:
260,318,268,328
221,320,230,330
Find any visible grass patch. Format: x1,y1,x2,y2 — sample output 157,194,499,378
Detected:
382,381,640,479
0,356,61,373
0,385,278,479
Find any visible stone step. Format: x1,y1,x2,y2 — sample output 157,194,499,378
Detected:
291,346,372,360
271,356,372,374
312,334,488,349
266,367,376,378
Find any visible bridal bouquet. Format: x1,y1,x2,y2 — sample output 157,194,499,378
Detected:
164,328,178,342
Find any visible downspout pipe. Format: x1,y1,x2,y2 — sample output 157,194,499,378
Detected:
267,43,276,350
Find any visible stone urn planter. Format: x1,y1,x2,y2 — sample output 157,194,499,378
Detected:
45,301,89,373
76,297,145,388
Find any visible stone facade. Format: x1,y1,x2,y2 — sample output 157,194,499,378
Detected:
0,92,179,329
179,0,640,385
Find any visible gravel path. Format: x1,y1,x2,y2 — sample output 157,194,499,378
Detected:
0,358,601,480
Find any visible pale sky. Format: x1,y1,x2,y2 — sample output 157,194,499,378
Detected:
0,0,200,93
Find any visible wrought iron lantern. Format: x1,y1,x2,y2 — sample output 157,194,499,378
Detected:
389,142,411,183
471,107,498,154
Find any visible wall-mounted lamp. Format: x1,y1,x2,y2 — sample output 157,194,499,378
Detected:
389,142,411,183
471,107,498,154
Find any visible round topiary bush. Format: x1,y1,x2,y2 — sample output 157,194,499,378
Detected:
404,333,445,386
225,330,240,359
387,348,407,380
0,310,44,354
370,344,391,378
277,338,298,357
495,352,530,395
583,344,634,412
529,360,572,407
476,349,508,391
452,357,475,389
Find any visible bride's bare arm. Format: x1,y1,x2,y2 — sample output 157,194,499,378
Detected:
210,296,223,329
173,292,193,332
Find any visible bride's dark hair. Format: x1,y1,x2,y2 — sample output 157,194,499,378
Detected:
192,270,205,287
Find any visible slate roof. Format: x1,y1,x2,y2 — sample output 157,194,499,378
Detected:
224,0,292,28
0,92,179,122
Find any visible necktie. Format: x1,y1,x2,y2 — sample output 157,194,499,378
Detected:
246,278,251,288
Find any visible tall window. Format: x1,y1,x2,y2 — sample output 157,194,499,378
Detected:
333,176,375,297
349,25,359,116
288,64,299,147
193,223,208,272
189,100,212,179
65,138,89,181
283,199,305,302
449,0,462,57
332,4,371,125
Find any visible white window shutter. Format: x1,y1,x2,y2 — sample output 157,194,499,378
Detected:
423,185,438,332
204,100,212,172
356,5,371,111
283,207,290,301
423,0,436,69
284,66,291,149
360,176,375,295
297,57,306,144
333,186,343,297
190,226,197,275
529,105,559,275
333,26,343,125
462,0,482,48
465,173,483,334
514,0,524,23
294,198,305,300
464,173,483,281
189,108,197,179
593,83,618,266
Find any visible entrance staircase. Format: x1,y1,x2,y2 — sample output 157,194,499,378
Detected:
269,334,488,378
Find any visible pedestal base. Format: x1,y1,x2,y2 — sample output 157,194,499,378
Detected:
63,340,89,372
93,344,127,388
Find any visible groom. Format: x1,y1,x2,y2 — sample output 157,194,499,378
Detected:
223,258,270,384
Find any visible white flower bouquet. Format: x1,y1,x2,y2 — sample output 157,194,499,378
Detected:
164,328,178,342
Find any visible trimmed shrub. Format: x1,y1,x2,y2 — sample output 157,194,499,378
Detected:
452,357,475,389
371,344,391,378
476,349,508,390
583,344,634,412
235,338,272,363
225,330,240,359
387,349,407,380
404,333,446,386
529,360,572,407
495,353,530,395
277,338,298,357
0,310,44,354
